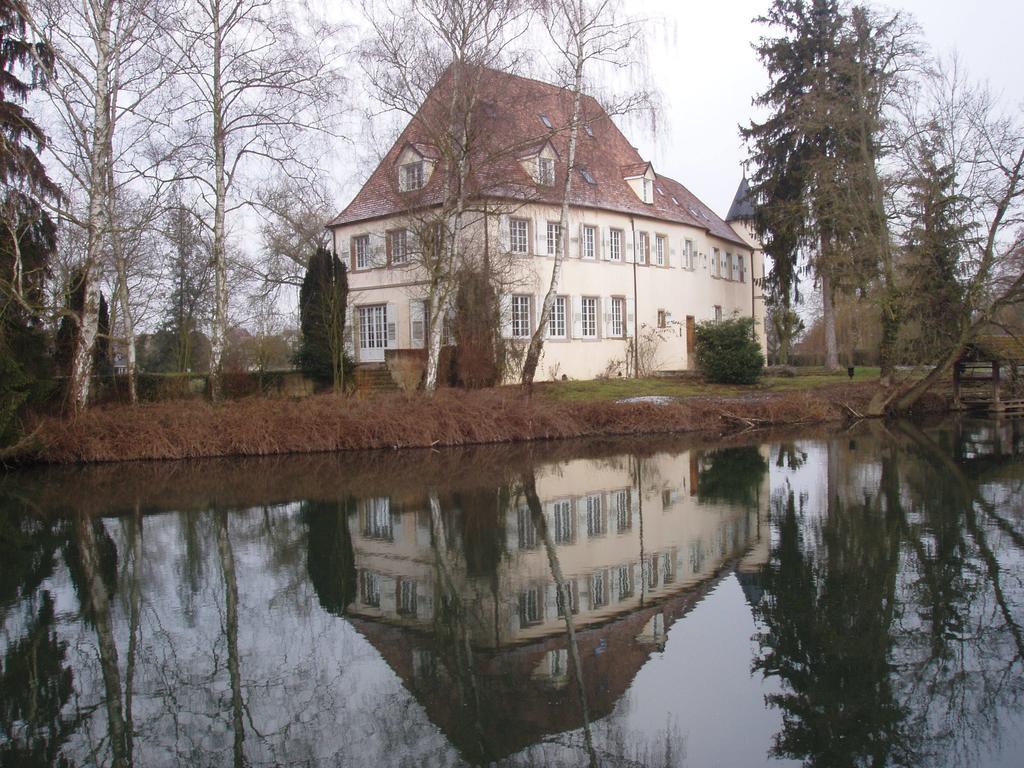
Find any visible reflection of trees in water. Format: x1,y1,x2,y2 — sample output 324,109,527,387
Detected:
0,512,82,767
302,499,357,617
757,424,1024,768
697,446,768,509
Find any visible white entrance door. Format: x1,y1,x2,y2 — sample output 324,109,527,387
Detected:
358,304,389,362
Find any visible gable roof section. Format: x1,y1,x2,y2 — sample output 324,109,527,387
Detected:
329,67,747,248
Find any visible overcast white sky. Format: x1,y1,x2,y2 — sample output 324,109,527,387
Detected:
626,0,1024,218
335,1,1024,222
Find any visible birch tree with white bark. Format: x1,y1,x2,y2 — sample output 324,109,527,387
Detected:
166,0,343,400
31,0,169,411
520,0,649,387
360,0,533,392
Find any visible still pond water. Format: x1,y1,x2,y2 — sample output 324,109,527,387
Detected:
1,417,1023,767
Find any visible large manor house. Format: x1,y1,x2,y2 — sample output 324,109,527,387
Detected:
328,67,764,381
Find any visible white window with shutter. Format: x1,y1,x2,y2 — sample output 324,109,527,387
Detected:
389,230,409,265
581,297,598,339
548,296,567,339
546,222,562,257
609,297,625,338
684,239,695,270
353,235,370,270
581,225,596,259
609,229,623,261
636,232,648,265
511,295,532,338
655,235,666,266
509,218,529,254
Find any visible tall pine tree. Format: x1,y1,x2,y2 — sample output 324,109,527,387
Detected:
0,1,60,443
742,0,846,367
295,247,349,391
902,124,971,360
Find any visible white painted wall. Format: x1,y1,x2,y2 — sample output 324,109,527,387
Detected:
333,203,766,379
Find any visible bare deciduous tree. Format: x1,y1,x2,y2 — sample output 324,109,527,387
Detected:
520,0,650,387
359,0,532,391
889,61,1024,412
167,0,343,400
31,0,167,411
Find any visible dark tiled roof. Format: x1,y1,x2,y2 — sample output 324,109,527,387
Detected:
726,176,755,222
329,67,747,248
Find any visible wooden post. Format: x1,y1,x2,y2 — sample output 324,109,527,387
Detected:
952,360,962,410
992,361,1005,413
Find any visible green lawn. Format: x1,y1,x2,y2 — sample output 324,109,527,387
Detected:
540,367,882,401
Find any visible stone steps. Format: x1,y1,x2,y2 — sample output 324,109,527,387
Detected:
353,365,399,394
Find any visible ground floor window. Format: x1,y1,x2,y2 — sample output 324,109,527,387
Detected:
610,297,624,338
548,295,566,339
511,295,532,338
581,297,598,338
519,587,543,626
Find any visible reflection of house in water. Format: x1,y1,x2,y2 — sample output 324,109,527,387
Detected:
340,447,771,763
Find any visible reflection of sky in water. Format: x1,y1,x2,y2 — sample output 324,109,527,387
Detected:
2,418,1023,767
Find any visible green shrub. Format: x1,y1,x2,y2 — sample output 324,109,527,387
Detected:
694,316,764,384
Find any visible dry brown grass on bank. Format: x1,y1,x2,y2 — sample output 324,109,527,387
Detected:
21,383,882,464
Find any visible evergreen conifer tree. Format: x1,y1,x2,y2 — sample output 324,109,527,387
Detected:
0,0,61,443
742,0,846,366
902,125,972,359
295,247,349,391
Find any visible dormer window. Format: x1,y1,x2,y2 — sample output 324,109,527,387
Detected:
642,178,653,204
399,161,424,192
623,162,655,204
536,156,555,186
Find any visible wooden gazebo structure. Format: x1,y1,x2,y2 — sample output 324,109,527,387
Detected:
953,335,1024,414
